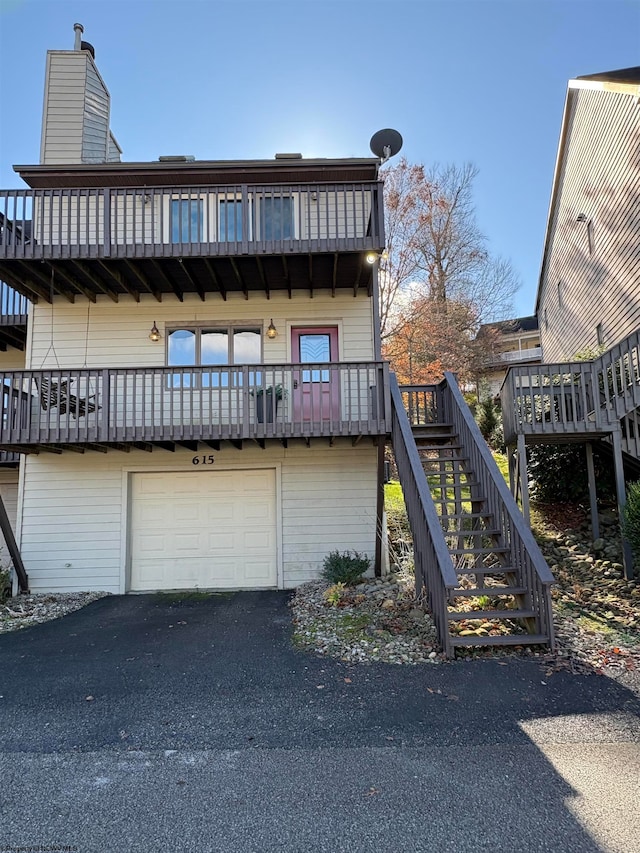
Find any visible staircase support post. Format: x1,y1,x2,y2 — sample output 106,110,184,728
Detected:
517,434,531,525
612,428,635,579
585,442,600,541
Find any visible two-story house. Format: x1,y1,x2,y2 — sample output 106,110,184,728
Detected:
0,26,389,594
500,66,640,577
477,315,542,397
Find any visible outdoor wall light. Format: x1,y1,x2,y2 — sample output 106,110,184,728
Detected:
576,213,588,222
365,251,379,265
149,321,161,342
266,320,278,340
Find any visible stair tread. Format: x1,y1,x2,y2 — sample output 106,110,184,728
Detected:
451,634,549,648
448,608,536,621
445,512,493,519
449,586,528,598
449,546,510,554
443,528,501,537
454,565,516,575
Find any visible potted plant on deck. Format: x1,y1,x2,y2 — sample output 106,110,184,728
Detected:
252,383,286,424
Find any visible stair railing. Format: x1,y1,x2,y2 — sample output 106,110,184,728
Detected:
441,372,556,647
389,373,458,657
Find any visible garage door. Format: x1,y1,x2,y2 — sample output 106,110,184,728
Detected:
130,469,277,591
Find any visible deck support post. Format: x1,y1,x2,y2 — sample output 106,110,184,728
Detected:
374,441,385,577
516,433,530,525
507,444,516,496
0,493,28,593
612,428,635,579
585,442,600,541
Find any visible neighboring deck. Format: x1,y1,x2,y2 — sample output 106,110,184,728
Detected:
501,330,640,450
0,182,385,302
0,362,390,453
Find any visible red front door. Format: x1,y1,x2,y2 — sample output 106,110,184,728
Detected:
292,326,340,422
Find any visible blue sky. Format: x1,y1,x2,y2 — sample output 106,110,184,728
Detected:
0,0,638,316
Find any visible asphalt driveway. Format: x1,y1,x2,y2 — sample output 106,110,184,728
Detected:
1,592,639,852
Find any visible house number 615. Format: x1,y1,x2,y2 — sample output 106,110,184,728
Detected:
192,455,215,465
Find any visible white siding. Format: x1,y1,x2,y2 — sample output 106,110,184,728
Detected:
0,349,26,371
19,441,377,593
0,471,18,569
82,62,110,163
539,86,640,361
28,291,375,369
40,52,87,164
39,50,116,166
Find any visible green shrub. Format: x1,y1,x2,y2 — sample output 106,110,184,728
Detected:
0,567,11,605
527,444,615,505
321,550,371,585
622,480,640,567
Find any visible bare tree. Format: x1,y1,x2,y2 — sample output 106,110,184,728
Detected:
380,159,520,346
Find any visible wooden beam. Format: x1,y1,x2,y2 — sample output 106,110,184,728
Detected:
203,258,226,300
97,261,140,302
124,260,162,302
0,263,48,303
176,441,199,451
229,257,247,299
332,253,338,297
132,442,153,452
155,260,184,302
74,260,119,303
203,440,220,451
612,428,635,579
585,442,600,540
353,260,363,297
50,263,97,303
229,439,243,450
0,493,28,592
256,256,269,299
517,433,530,524
281,256,292,299
14,261,76,303
308,254,314,297
154,441,176,452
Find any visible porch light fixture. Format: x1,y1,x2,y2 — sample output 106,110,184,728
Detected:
149,321,161,342
576,213,588,222
365,251,379,265
266,319,278,340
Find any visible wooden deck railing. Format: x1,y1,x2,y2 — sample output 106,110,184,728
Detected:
0,182,384,260
441,372,556,647
0,362,390,447
0,280,29,322
389,374,457,657
502,330,640,444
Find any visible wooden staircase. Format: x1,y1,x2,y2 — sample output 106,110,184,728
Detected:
413,422,549,650
390,373,555,657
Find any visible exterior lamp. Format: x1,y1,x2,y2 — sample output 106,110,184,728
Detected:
266,320,278,340
365,251,378,265
149,321,161,342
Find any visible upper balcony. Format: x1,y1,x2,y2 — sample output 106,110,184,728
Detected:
0,181,385,303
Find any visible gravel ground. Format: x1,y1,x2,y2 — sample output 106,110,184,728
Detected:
0,591,111,633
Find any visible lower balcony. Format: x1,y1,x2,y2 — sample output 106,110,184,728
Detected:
0,363,390,453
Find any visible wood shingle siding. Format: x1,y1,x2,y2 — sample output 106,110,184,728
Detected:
538,85,640,361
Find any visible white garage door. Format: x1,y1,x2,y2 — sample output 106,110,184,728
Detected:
130,469,277,591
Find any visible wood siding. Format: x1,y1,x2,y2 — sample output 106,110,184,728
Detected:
27,291,375,369
18,441,377,593
82,62,110,163
40,52,87,164
538,86,640,361
40,50,114,166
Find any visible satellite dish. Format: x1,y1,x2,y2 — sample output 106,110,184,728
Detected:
369,128,403,163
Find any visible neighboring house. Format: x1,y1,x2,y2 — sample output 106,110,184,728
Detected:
536,67,640,361
500,66,640,577
0,27,388,594
477,315,541,397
